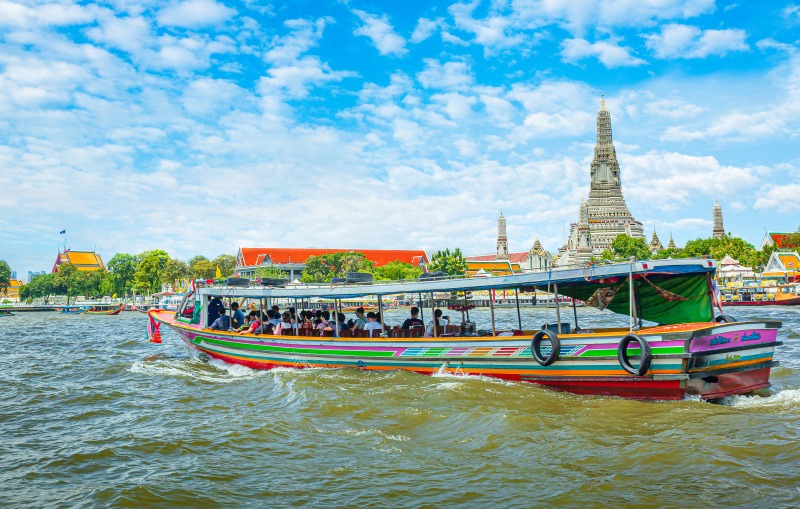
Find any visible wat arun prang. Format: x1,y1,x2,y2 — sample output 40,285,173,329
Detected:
555,99,644,267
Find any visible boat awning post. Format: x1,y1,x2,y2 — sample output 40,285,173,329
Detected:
334,299,340,338
489,289,497,337
554,283,561,331
378,294,384,333
418,293,424,322
572,284,579,332
430,292,437,338
514,288,522,331
628,259,634,333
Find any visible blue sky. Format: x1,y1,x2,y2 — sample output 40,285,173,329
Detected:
1,0,799,277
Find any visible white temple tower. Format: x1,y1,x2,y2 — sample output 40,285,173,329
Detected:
556,99,644,266
713,200,725,239
497,212,509,260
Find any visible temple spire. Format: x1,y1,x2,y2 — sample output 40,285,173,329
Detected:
713,200,725,239
497,211,508,260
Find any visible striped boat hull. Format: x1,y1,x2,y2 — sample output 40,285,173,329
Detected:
153,311,780,401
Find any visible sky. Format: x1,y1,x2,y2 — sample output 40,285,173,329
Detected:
1,0,799,278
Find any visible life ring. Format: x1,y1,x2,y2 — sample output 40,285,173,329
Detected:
713,314,736,323
531,330,560,366
617,334,652,376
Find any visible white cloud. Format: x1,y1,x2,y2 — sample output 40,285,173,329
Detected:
417,59,474,90
431,92,477,120
561,38,646,67
353,9,407,57
754,183,800,212
86,15,153,54
644,24,749,59
0,0,97,28
622,151,765,210
644,98,705,118
157,0,235,28
449,1,524,52
261,18,356,98
411,17,440,43
510,0,715,34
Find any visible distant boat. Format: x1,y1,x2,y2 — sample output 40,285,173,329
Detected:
86,304,125,315
0,310,14,317
721,283,800,306
55,305,89,314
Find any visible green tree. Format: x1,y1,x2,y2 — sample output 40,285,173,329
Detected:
429,248,467,276
133,250,170,294
164,258,190,287
372,261,422,281
212,254,237,277
300,252,375,283
20,273,55,303
600,235,652,261
255,265,286,279
73,271,104,298
106,253,137,297
53,263,78,303
191,259,216,279
0,260,10,296
652,247,683,260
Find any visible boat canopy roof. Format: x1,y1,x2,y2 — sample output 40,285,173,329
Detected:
198,259,717,325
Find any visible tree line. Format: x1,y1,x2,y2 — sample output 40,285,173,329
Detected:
600,229,800,270
16,251,238,303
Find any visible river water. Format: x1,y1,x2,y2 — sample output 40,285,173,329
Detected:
1,306,799,508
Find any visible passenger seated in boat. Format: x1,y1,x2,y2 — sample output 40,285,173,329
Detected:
209,308,231,330
364,312,383,337
289,306,299,331
231,302,245,330
316,310,331,331
207,296,224,326
352,307,367,330
239,311,261,335
335,312,348,332
267,309,281,326
402,307,424,330
425,309,448,337
299,311,314,334
274,311,293,335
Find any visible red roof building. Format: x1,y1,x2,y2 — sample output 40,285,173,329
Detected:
236,247,429,280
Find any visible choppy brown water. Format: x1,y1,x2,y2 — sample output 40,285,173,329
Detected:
1,306,799,508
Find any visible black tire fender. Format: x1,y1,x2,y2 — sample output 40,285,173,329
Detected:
531,330,560,366
713,314,736,323
617,334,652,376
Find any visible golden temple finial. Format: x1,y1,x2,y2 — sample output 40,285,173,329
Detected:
601,93,605,108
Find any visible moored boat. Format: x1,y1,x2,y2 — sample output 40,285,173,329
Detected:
720,283,800,306
85,304,125,315
55,305,89,314
149,259,782,401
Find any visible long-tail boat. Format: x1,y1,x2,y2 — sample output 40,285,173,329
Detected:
85,303,125,315
148,259,782,401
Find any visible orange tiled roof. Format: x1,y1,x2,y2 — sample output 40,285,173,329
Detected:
52,250,105,272
239,247,429,268
778,253,800,269
465,252,529,264
769,233,795,248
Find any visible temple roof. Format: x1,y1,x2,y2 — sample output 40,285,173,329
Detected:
52,250,105,273
237,247,429,268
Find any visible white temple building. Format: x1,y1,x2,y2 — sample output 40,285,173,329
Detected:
556,100,644,267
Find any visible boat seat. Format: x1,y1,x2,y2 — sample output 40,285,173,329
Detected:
543,322,572,334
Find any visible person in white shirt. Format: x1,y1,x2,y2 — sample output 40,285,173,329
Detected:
425,309,449,337
363,312,383,337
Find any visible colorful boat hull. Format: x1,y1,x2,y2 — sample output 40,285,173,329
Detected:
152,310,780,401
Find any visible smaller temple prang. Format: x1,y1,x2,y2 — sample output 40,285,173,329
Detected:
712,200,725,239
496,211,509,260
